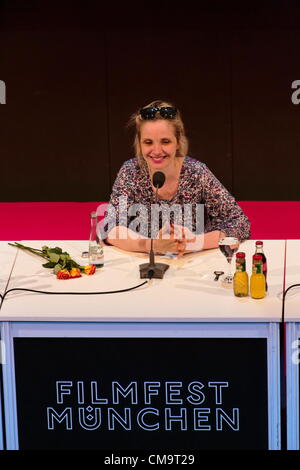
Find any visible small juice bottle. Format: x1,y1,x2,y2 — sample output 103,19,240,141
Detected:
233,252,248,297
250,255,266,299
254,241,268,291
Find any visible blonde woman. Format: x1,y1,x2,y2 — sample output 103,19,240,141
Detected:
104,100,250,255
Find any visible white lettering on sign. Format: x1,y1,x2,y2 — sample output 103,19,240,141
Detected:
46,379,239,432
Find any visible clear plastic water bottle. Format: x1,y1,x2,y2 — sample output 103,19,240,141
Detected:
89,211,104,267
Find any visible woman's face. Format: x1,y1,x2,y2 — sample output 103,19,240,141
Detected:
140,120,179,173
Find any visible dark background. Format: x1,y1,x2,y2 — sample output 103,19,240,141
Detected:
0,1,300,202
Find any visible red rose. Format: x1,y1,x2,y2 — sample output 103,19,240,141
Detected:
83,264,96,275
69,268,82,278
56,269,71,280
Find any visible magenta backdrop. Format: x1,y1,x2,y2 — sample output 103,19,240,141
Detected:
1,201,299,241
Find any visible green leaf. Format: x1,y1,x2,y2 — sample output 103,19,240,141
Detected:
70,259,80,268
42,262,56,268
48,252,60,263
48,247,63,254
53,263,63,274
60,254,70,262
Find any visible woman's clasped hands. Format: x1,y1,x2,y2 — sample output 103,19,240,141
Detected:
153,224,203,257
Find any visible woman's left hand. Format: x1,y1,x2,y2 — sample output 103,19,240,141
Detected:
171,227,237,255
170,224,201,257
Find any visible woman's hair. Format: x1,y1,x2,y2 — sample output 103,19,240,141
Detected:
127,99,189,166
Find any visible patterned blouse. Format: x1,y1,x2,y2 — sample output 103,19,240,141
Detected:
103,157,250,241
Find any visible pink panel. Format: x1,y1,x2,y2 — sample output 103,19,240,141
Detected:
0,201,299,240
0,202,104,241
238,201,300,240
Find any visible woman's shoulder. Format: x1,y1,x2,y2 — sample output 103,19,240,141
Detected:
183,156,208,174
119,157,140,173
115,158,147,189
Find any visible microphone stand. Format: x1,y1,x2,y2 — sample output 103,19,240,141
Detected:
139,184,170,279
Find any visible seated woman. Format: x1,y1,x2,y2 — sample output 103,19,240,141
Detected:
103,100,250,256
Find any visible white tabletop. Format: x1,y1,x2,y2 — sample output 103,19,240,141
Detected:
282,240,300,321
0,240,285,322
0,242,18,297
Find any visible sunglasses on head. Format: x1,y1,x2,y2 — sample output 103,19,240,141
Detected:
139,106,177,120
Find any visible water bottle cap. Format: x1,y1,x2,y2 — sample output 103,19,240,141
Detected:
256,240,263,245
236,252,245,258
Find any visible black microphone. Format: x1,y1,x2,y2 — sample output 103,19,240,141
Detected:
139,171,170,279
152,171,165,189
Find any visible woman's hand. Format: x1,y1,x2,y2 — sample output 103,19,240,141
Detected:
170,224,198,257
164,226,230,256
152,224,184,255
152,224,201,257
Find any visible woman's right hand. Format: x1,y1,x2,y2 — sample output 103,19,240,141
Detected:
152,225,182,255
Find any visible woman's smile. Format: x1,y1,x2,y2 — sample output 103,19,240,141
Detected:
149,155,168,164
140,120,178,174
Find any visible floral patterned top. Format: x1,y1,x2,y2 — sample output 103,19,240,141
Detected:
103,157,250,241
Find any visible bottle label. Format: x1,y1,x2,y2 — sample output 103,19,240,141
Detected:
236,260,245,272
252,262,262,274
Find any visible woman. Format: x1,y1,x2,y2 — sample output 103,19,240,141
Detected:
104,100,250,255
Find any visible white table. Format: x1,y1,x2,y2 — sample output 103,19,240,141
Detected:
282,240,300,449
0,241,19,451
0,240,285,450
0,240,284,322
0,242,18,298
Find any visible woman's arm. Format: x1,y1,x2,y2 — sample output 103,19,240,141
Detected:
201,164,251,241
107,225,184,254
173,225,226,255
202,230,226,249
107,226,150,253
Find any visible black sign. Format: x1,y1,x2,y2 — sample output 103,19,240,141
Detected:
13,337,268,450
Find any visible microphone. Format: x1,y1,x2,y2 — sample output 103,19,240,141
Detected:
152,171,165,189
139,171,170,279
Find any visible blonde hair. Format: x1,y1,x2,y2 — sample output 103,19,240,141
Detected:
127,100,189,166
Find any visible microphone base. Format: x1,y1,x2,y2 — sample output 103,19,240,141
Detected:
139,262,169,279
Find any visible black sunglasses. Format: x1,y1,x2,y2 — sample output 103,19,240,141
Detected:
139,106,177,120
